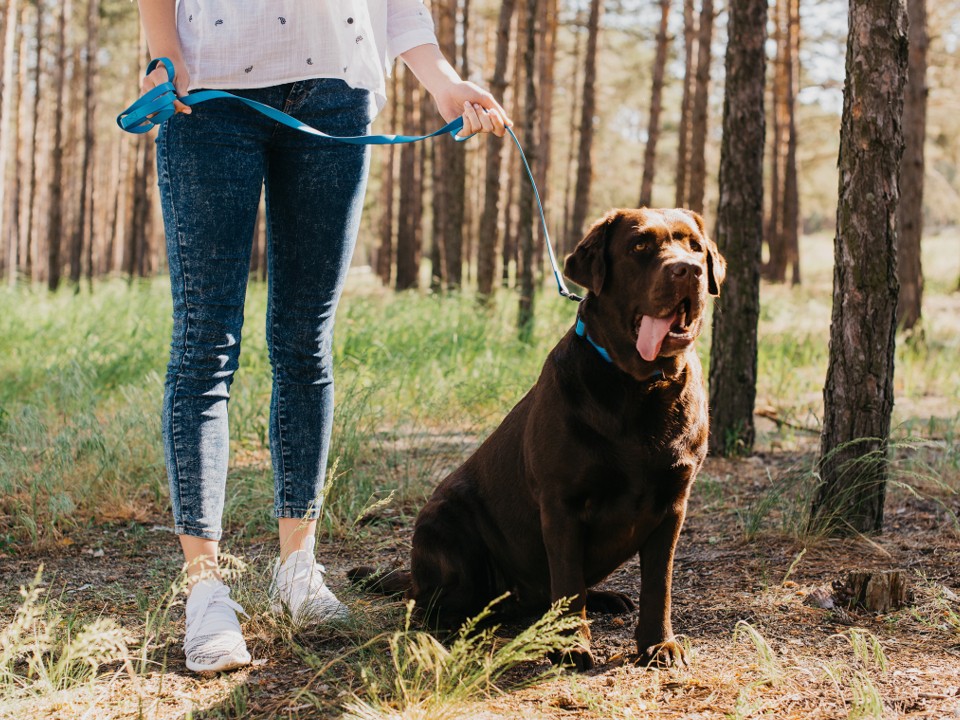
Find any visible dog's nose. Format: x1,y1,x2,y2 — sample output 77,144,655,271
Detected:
668,262,702,279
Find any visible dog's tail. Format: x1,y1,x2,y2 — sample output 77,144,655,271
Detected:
347,566,412,596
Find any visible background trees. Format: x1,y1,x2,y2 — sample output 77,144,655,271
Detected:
708,0,767,457
0,0,954,309
810,0,908,534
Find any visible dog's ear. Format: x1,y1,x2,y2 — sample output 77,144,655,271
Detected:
681,209,726,296
564,211,621,296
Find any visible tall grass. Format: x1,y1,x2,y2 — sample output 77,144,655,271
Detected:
343,596,583,720
0,279,569,546
2,246,958,546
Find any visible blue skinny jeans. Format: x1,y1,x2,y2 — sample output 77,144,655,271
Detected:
156,79,372,540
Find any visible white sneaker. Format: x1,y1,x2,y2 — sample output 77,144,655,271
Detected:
270,535,349,625
183,578,251,673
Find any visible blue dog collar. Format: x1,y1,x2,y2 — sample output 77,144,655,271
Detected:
575,316,613,363
575,316,664,381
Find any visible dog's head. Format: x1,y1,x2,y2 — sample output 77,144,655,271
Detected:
564,208,725,372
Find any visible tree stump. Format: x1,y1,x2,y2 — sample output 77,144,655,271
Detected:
832,570,910,613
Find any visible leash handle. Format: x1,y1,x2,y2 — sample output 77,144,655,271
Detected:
117,57,579,301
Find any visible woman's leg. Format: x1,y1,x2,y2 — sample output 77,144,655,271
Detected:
157,89,274,562
263,79,372,545
263,80,372,623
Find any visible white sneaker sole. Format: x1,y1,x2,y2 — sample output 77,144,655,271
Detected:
185,649,252,673
270,597,350,625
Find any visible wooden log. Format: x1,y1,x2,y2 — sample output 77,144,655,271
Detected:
832,570,910,613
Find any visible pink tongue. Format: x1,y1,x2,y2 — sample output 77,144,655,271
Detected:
636,313,676,362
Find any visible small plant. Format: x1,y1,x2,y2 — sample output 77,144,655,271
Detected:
848,671,884,720
732,621,781,687
846,629,888,672
343,596,584,719
0,567,133,699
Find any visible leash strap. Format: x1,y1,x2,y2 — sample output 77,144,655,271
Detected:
117,57,581,302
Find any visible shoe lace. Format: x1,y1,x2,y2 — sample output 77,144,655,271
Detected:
185,582,248,641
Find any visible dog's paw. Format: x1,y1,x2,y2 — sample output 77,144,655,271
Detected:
631,640,688,669
549,646,596,672
586,589,637,614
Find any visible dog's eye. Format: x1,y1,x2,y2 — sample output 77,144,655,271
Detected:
631,233,656,253
689,239,703,253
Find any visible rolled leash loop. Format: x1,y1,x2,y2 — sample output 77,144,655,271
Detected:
116,57,578,301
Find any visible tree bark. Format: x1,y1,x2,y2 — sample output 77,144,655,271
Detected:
764,0,786,281
810,0,908,536
477,0,516,297
24,0,41,281
431,0,465,290
896,0,927,330
534,0,557,281
675,0,696,208
0,0,19,285
708,0,767,457
565,0,602,251
72,0,98,286
783,0,800,285
687,0,714,214
639,0,671,208
562,10,584,253
395,65,422,291
46,0,68,292
377,70,398,286
517,0,539,341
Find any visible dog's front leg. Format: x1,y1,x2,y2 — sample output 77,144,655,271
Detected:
540,499,594,671
634,504,688,668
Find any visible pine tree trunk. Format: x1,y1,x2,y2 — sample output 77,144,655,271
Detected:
675,0,696,208
561,9,584,253
72,0,97,286
45,0,67,292
566,0,602,250
708,0,767,456
395,66,422,291
0,0,19,285
377,70,398,286
687,0,714,214
534,0,557,281
502,8,524,288
896,0,927,330
13,7,27,283
782,0,800,285
477,0,516,297
639,0,671,208
517,0,539,341
811,0,908,536
764,0,786,281
24,0,41,281
429,0,464,290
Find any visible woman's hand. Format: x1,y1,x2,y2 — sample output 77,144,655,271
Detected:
432,80,511,137
399,44,512,137
140,57,192,115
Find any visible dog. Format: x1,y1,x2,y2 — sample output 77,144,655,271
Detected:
351,207,725,670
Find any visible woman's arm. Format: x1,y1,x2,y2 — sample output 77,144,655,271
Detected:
400,43,511,137
136,0,191,112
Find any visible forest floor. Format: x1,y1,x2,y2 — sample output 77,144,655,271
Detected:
2,428,960,720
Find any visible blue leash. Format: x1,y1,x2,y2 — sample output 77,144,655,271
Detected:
117,57,582,302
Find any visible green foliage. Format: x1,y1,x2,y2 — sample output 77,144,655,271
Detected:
0,280,570,545
343,596,583,720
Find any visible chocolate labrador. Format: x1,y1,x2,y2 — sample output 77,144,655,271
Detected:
351,207,725,670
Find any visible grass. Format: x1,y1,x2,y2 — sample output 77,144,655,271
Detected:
1,232,959,718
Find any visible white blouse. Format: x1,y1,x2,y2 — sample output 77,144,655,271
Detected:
175,0,437,112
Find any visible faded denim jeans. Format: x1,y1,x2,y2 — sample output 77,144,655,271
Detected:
156,79,372,540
